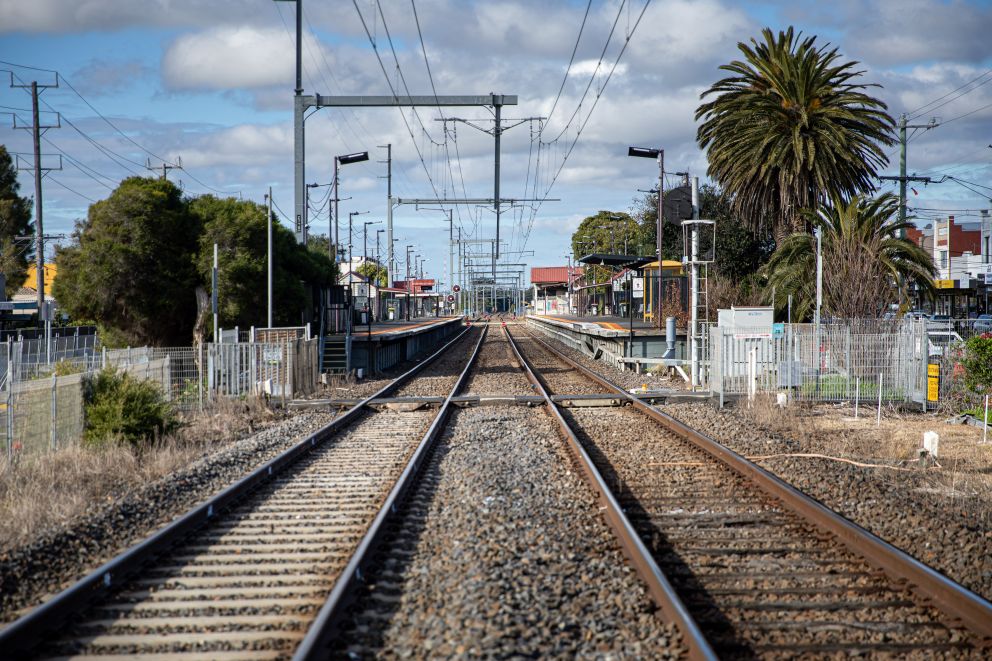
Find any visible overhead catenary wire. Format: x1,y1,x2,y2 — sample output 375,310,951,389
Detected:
522,0,653,249
351,0,446,210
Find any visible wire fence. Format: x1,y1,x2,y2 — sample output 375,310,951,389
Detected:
709,320,936,407
2,338,319,460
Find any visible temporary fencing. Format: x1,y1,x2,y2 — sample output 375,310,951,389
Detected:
709,319,937,407
3,338,319,459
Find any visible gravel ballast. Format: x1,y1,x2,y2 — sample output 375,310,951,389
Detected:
0,410,336,623
523,319,992,603
333,406,683,658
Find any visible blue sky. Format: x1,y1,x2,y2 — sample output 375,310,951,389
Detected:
1,0,990,288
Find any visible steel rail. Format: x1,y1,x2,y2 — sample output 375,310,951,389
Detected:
0,324,475,652
293,325,489,659
523,328,992,642
503,326,717,661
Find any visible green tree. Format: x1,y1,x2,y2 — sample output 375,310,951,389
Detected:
570,210,640,286
192,196,337,334
54,177,201,346
357,260,387,287
695,27,895,241
0,145,34,297
765,193,935,320
634,185,775,280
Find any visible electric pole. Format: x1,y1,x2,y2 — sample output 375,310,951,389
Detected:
879,113,939,308
435,110,545,272
11,77,61,318
146,157,179,180
380,144,393,285
879,114,940,232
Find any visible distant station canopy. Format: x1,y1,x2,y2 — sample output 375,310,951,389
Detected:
577,254,655,270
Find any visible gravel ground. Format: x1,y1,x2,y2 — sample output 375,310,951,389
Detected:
461,329,535,396
522,320,677,391
332,406,683,658
392,327,482,398
524,320,992,604
0,410,336,623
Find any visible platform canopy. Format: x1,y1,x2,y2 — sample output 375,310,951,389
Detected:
577,254,656,270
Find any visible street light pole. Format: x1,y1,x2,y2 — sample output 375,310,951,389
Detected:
629,146,665,328
348,210,369,266
332,151,369,262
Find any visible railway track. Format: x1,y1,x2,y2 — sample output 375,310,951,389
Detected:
0,324,486,660
5,319,992,658
508,324,992,658
294,324,685,658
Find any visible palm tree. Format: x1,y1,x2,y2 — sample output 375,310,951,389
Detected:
765,193,935,320
696,27,895,242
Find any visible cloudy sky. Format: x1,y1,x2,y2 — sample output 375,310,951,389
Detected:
1,0,990,288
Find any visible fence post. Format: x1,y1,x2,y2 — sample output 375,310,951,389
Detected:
101,346,106,369
876,373,883,427
845,325,851,401
5,341,12,461
50,373,57,451
197,342,204,412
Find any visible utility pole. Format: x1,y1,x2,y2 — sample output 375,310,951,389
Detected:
380,144,393,285
272,0,305,242
435,109,544,264
267,187,273,328
11,77,61,319
879,114,939,308
146,157,178,180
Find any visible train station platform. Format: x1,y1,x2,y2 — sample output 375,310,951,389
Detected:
536,314,667,337
348,316,463,374
527,314,689,375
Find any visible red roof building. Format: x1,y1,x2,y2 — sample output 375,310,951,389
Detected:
530,266,583,286
392,278,435,294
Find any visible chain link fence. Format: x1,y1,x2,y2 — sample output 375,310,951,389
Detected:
2,338,319,460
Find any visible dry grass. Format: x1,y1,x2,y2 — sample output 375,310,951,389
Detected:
739,393,992,513
0,396,278,551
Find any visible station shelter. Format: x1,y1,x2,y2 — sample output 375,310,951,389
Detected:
636,260,685,323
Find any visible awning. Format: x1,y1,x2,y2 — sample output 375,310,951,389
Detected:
577,254,655,270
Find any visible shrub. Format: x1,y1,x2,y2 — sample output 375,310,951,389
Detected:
53,359,85,376
961,333,992,396
83,368,178,447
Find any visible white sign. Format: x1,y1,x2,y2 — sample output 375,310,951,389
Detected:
631,276,644,298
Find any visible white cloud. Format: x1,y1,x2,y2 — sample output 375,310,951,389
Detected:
162,25,331,91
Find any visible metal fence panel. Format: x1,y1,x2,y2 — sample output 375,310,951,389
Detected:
710,320,931,406
3,339,319,460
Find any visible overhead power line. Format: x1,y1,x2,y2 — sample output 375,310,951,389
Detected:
907,68,992,120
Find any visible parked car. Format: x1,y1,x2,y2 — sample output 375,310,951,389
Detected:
927,329,963,357
974,314,992,334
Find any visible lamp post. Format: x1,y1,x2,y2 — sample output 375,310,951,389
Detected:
629,146,664,328
333,151,369,262
363,220,381,322
347,210,369,266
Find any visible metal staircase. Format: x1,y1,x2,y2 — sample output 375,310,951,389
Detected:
321,335,348,374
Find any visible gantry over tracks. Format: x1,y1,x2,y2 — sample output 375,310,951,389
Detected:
506,324,992,659
0,324,488,659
